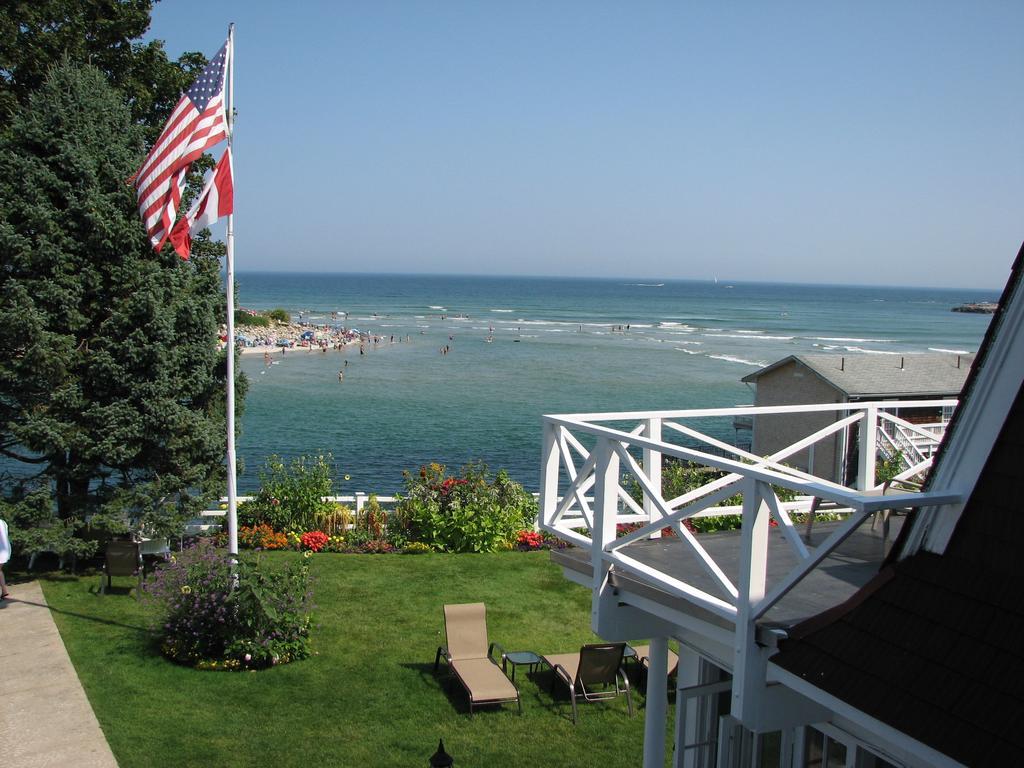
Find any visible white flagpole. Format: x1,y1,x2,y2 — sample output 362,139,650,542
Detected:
224,22,239,557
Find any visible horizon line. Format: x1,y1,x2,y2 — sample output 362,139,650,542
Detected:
227,269,1003,294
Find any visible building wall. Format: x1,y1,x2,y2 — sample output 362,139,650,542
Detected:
750,361,845,482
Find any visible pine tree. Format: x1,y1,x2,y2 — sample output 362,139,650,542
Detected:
0,62,242,556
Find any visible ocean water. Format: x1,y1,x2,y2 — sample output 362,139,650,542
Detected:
235,273,998,494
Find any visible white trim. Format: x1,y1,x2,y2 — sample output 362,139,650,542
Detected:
906,264,1024,555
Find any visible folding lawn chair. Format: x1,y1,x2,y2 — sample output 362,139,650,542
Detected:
542,642,633,724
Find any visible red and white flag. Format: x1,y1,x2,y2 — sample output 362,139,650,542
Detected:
133,40,230,251
169,148,234,260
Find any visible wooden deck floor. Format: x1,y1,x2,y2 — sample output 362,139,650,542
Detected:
551,516,902,631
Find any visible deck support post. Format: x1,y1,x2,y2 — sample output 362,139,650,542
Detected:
642,635,670,768
733,479,769,728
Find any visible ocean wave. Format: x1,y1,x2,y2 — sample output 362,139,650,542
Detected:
929,347,969,354
704,333,794,341
625,283,665,287
673,340,702,346
675,348,702,355
708,354,767,366
429,305,446,310
811,336,894,343
490,309,514,313
843,346,902,355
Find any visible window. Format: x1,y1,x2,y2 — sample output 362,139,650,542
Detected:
855,749,900,768
804,728,846,768
803,727,902,768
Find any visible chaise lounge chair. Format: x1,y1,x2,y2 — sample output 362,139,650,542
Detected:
542,642,633,724
434,603,521,715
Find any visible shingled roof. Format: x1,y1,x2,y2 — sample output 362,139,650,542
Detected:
770,245,1024,766
742,353,975,398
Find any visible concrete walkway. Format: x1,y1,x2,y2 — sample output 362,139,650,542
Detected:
0,581,119,767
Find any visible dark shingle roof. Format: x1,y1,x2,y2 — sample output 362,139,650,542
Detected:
742,353,975,398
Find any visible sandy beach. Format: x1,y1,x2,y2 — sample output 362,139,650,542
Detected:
223,320,363,354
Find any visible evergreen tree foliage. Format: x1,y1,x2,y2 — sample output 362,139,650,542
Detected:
0,1,205,136
0,62,241,555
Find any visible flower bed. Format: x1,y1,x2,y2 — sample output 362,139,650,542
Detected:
142,541,314,670
229,457,552,555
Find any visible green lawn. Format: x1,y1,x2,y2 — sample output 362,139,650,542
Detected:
39,552,671,767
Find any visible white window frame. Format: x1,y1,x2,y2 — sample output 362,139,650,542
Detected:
804,724,905,768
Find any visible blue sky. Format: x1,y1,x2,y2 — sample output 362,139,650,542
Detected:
149,1,1022,289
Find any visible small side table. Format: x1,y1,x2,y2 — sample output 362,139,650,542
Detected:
502,650,541,682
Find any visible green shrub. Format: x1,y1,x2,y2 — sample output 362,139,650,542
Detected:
345,529,372,550
239,454,339,532
235,311,270,327
876,450,905,485
391,461,537,553
0,487,99,561
267,308,291,323
141,541,313,670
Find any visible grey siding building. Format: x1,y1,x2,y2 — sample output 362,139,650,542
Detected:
742,354,974,483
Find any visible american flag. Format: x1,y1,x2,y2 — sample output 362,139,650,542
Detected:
133,41,230,250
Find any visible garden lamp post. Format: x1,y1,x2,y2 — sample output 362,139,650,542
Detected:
429,739,454,767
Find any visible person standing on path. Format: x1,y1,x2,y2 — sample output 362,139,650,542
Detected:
0,517,11,599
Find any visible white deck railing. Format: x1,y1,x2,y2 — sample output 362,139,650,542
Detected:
537,399,965,723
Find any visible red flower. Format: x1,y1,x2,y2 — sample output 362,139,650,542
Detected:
516,530,544,550
300,531,329,552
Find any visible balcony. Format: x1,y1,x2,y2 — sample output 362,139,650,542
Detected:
537,399,964,730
